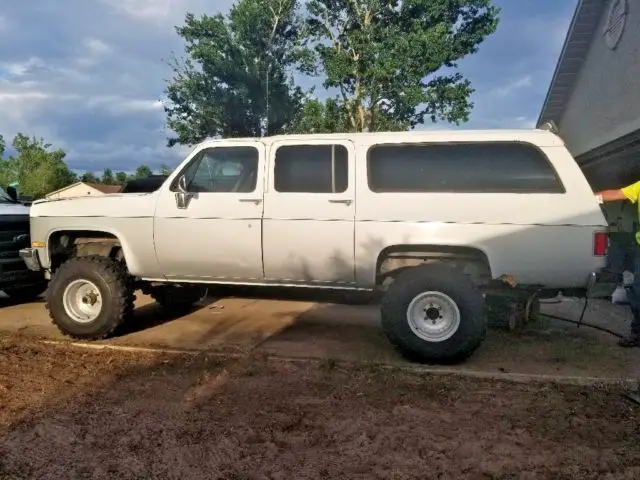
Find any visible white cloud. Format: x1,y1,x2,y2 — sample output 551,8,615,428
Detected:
100,0,210,25
115,99,164,113
491,75,533,97
76,38,112,67
101,0,235,25
84,95,163,114
101,0,170,21
1,57,46,77
0,91,51,102
84,38,112,56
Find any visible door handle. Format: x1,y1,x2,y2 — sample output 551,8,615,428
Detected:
239,198,262,205
329,199,353,206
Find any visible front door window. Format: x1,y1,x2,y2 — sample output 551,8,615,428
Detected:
180,147,259,194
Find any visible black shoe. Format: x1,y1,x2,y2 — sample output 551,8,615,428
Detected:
618,335,640,348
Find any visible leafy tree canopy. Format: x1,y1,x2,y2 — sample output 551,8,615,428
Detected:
101,168,115,185
165,0,305,146
299,0,500,132
134,165,153,179
0,133,76,199
159,164,173,176
81,171,99,183
115,171,129,185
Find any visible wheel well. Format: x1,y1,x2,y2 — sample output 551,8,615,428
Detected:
376,245,492,287
48,231,125,272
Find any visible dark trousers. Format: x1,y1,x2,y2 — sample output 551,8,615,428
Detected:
627,246,640,337
607,232,635,277
607,233,640,336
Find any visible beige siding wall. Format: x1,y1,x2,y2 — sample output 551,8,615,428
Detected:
46,184,104,199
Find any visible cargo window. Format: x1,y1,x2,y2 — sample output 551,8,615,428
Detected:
367,142,565,193
274,144,348,193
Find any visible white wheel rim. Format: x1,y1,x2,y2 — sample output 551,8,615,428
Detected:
406,291,461,343
63,279,103,324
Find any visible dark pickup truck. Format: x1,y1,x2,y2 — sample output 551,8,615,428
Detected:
0,187,46,301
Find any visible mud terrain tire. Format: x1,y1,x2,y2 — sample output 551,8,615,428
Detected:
381,264,486,364
46,256,134,340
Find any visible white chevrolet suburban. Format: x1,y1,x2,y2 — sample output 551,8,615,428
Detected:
20,130,609,363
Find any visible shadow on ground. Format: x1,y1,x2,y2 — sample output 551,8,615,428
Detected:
115,301,211,337
0,295,45,308
2,285,639,381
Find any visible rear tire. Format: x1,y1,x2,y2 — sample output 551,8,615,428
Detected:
46,256,134,340
381,264,486,364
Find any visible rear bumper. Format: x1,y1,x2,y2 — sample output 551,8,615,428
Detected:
19,248,42,272
587,269,619,299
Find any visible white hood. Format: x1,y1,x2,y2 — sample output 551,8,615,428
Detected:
0,202,30,216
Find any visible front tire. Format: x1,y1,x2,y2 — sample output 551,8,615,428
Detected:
46,256,134,340
381,264,487,364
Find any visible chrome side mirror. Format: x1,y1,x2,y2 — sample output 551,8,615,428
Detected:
178,175,188,193
175,175,193,209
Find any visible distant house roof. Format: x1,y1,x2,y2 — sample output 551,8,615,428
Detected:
537,0,607,127
45,181,121,198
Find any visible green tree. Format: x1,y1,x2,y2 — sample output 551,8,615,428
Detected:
115,171,128,185
81,172,98,183
101,168,115,185
165,0,305,146
297,0,500,132
0,133,75,199
134,165,153,179
159,164,173,176
288,97,350,134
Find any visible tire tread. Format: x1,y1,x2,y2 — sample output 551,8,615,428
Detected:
381,264,486,364
46,256,134,340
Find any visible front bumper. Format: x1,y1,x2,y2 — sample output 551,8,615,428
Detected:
19,248,42,272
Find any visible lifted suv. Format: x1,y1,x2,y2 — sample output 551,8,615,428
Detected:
21,130,609,363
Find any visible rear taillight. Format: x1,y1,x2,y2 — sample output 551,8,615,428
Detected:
594,231,608,256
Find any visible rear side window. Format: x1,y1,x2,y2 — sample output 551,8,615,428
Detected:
367,142,565,193
274,144,348,193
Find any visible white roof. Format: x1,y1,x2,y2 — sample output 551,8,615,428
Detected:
196,129,565,148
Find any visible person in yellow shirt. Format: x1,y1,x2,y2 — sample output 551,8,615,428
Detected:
597,181,640,347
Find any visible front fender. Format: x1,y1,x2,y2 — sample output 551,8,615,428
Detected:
33,219,160,278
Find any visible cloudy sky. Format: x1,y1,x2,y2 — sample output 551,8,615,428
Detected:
0,0,577,174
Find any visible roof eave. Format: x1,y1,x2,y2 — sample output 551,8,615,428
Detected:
537,0,606,128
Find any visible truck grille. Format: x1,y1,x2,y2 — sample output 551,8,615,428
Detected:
0,216,33,284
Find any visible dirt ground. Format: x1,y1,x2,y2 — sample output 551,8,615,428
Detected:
1,335,640,479
3,289,640,381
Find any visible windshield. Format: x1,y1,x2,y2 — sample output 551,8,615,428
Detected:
0,186,15,203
